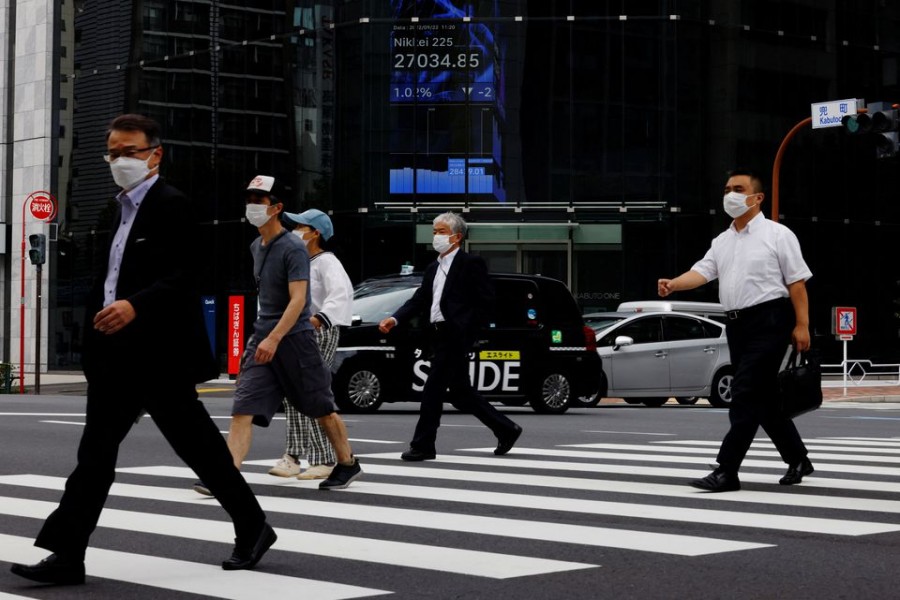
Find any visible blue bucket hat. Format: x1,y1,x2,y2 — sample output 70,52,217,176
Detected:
283,208,334,241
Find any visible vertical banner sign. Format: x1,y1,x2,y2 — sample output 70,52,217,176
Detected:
202,296,217,355
228,296,244,375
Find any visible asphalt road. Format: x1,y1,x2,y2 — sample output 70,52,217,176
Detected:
2,393,900,599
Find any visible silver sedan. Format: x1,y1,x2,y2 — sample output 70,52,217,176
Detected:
592,311,733,407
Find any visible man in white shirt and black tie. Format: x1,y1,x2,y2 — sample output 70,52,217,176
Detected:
379,212,522,460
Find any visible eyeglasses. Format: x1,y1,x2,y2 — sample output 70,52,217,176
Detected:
103,145,159,162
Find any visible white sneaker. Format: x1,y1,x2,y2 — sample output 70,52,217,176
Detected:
268,454,301,477
297,464,334,480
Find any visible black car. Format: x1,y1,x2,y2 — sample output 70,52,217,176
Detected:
331,272,604,414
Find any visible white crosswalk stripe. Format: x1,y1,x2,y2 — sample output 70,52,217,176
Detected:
0,491,582,579
0,533,384,600
4,436,900,597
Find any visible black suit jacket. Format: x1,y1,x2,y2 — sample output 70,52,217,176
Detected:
393,250,494,347
82,178,218,384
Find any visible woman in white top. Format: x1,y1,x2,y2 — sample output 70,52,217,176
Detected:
270,209,353,479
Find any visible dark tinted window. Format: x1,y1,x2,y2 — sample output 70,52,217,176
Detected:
701,321,725,338
490,278,540,328
540,280,583,325
664,316,714,342
598,316,662,347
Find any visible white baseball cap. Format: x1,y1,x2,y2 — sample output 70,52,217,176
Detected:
246,175,276,194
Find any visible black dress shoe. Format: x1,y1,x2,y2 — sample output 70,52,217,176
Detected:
10,553,85,585
690,470,741,492
780,457,814,485
401,447,436,461
494,424,523,456
222,522,277,571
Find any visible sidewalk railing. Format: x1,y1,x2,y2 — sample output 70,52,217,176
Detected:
821,360,900,387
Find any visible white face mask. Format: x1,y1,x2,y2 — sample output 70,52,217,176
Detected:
723,191,753,219
110,154,156,190
432,234,454,254
292,230,311,247
245,204,272,228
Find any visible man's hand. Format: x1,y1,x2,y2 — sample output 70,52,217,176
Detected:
378,317,396,334
658,278,675,298
255,335,281,364
792,325,811,353
93,300,136,335
311,315,322,329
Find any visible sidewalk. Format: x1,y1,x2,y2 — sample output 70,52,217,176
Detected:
822,382,900,403
10,371,900,403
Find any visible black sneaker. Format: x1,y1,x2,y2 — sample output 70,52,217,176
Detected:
193,481,212,496
318,457,362,490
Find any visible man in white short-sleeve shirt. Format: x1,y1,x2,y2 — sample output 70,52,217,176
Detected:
658,169,813,492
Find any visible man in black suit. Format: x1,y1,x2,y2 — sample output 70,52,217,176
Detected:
379,212,522,460
10,114,275,586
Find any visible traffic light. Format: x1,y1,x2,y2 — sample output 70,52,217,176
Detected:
841,112,873,134
841,101,900,159
28,233,46,265
870,107,899,159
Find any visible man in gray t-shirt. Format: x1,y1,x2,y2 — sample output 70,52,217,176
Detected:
250,230,314,339
196,175,362,492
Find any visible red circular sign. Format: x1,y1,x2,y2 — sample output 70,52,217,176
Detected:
27,192,57,222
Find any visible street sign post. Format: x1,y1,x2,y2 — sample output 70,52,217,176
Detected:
20,191,58,394
833,306,857,338
832,306,858,396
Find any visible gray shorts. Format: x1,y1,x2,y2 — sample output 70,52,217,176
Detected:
232,330,337,427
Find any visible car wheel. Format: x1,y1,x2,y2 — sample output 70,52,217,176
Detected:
571,393,602,408
335,366,384,413
676,397,700,405
641,397,669,407
708,367,734,408
529,372,571,414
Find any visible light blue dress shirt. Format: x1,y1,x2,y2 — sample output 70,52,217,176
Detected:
103,174,159,307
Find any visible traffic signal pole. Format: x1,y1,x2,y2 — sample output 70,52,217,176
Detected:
19,200,27,393
34,264,42,395
771,116,812,223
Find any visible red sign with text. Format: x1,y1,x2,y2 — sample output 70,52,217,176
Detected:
27,191,57,222
228,296,245,374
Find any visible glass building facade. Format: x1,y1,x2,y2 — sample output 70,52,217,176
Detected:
5,0,899,372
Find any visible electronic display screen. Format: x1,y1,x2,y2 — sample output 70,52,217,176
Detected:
388,1,506,202
389,22,495,104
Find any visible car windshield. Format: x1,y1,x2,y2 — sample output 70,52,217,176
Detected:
351,285,418,323
584,316,626,332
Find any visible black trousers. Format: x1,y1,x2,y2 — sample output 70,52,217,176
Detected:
716,298,808,472
35,379,266,559
411,325,518,453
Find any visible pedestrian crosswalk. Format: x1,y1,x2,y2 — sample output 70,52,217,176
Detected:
4,436,900,597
